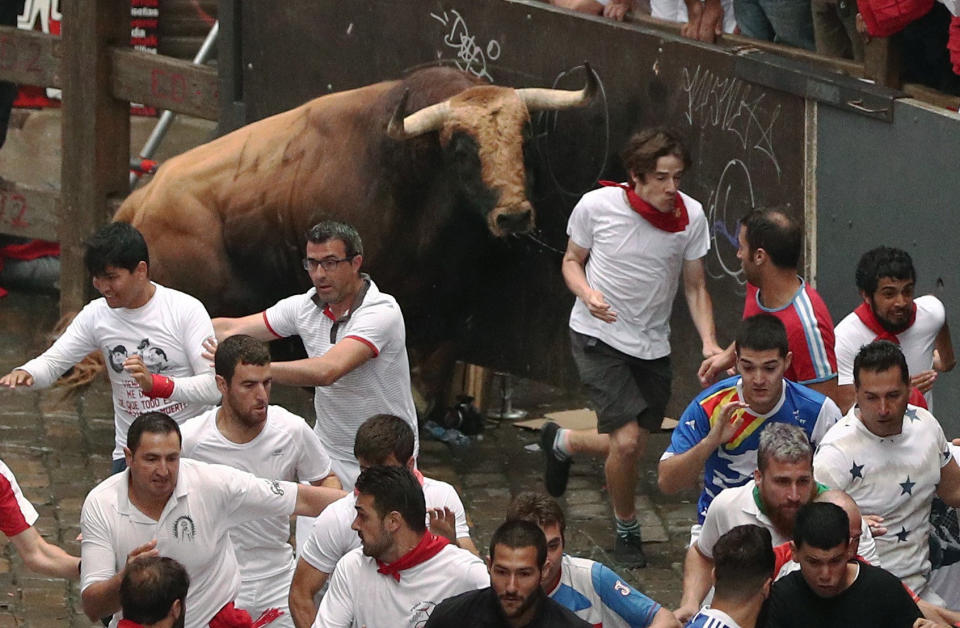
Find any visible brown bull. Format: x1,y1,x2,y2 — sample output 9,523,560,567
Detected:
115,66,595,317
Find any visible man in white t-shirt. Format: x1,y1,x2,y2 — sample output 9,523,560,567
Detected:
289,413,477,628
179,335,340,627
543,127,721,567
313,465,488,627
835,246,955,413
0,223,220,472
678,423,879,620
1,457,80,579
209,220,417,489
814,341,960,602
80,412,345,628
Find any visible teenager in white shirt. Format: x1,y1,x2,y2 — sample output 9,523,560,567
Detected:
289,413,477,628
546,128,720,567
179,335,341,626
80,412,345,628
0,223,219,471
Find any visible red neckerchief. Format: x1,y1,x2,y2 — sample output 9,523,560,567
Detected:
209,601,254,628
598,180,689,233
853,301,916,343
376,532,449,581
117,621,145,628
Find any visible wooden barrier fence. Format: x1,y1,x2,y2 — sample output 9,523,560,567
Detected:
0,0,217,315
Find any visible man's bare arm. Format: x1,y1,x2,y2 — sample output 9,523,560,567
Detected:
934,322,956,373
289,558,329,628
211,313,278,342
658,401,747,493
81,539,159,621
674,543,714,622
651,607,683,628
807,377,840,406
698,342,736,387
293,485,347,517
270,339,375,387
10,527,80,579
311,474,343,490
936,458,960,508
836,384,856,414
562,239,616,323
682,258,722,358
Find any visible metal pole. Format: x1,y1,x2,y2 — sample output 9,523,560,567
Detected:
130,21,219,189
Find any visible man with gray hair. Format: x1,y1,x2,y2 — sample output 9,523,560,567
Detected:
674,423,878,620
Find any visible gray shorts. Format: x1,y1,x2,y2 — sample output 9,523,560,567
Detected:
569,330,672,434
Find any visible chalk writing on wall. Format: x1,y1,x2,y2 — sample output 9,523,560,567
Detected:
430,9,501,82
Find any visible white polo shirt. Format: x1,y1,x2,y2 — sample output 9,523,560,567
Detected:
80,458,298,628
835,295,945,407
697,480,880,566
567,186,709,359
814,405,952,592
262,279,418,465
314,544,489,627
299,475,470,573
180,405,332,581
0,458,39,537
18,283,219,459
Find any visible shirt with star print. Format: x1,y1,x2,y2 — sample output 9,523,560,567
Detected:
813,404,952,593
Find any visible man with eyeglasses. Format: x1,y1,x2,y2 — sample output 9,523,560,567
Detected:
210,220,417,493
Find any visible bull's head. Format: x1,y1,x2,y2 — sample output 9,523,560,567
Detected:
387,66,597,237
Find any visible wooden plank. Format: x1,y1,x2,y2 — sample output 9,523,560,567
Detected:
0,25,61,88
59,0,131,315
903,83,960,111
621,10,865,78
110,47,218,120
0,181,59,241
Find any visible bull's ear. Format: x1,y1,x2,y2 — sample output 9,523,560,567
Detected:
387,90,450,141
386,89,411,139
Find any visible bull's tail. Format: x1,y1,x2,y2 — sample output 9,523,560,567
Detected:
49,313,105,394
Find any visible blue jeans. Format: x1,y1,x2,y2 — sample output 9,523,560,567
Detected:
734,0,816,50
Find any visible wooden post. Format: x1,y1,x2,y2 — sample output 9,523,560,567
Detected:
59,0,130,314
863,37,901,89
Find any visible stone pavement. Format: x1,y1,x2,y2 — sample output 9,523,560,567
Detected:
0,291,698,626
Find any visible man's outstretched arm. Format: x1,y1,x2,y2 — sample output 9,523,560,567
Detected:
10,526,80,579
289,558,329,628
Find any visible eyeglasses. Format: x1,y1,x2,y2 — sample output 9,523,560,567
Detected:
302,256,356,272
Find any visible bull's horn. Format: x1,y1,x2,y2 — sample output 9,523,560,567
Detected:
516,62,597,111
387,89,451,140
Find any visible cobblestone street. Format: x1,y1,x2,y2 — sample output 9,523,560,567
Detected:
1,291,696,626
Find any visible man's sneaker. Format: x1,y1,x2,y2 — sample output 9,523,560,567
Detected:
614,531,648,568
540,421,572,497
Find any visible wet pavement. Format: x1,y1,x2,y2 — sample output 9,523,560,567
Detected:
0,290,696,626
